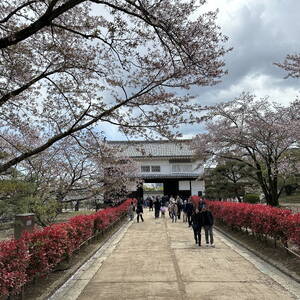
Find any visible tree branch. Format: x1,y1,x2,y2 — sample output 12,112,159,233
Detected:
0,0,83,49
0,1,40,24
0,66,59,107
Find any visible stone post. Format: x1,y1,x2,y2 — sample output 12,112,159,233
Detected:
14,213,35,239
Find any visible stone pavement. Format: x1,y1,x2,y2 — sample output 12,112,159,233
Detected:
53,211,299,300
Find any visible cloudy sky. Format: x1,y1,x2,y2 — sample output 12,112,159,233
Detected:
103,0,300,140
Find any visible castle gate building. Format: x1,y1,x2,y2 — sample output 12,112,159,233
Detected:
110,140,204,200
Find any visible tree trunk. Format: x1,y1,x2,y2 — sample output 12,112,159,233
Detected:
269,176,280,206
265,192,279,206
75,200,79,211
233,183,242,202
255,167,279,206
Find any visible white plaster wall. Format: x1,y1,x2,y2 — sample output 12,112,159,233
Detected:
191,180,204,196
137,159,204,176
137,159,170,174
192,160,204,175
179,180,190,190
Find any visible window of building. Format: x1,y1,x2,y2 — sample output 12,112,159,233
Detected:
172,164,192,173
141,165,151,172
151,166,161,172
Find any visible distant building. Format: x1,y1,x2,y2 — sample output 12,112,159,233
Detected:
109,140,204,200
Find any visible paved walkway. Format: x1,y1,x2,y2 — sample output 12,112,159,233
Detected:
52,211,299,300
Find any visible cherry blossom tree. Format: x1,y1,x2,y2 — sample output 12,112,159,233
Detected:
0,0,230,174
33,134,138,192
13,132,139,224
275,54,300,78
193,93,300,206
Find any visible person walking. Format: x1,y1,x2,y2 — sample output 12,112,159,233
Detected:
144,196,150,208
198,198,206,210
149,197,154,211
128,201,135,221
191,208,202,246
161,195,169,208
170,202,178,223
169,195,175,204
136,200,144,223
182,200,187,223
167,201,171,219
154,196,161,218
186,198,194,227
201,206,214,247
176,195,182,220
160,205,166,218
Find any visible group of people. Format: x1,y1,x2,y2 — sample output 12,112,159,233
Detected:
128,195,214,247
148,195,183,221
191,205,214,247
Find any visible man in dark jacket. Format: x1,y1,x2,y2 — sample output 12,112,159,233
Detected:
191,209,203,246
148,197,154,211
186,198,194,227
161,195,169,207
198,198,206,210
176,196,182,220
201,206,214,247
136,199,144,223
154,196,161,218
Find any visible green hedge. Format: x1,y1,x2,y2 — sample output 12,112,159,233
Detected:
244,193,260,203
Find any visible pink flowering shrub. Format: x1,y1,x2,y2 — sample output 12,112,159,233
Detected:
0,198,133,296
207,201,299,247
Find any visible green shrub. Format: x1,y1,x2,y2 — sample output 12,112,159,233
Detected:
243,193,260,203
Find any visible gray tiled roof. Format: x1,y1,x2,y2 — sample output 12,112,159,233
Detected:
138,173,199,179
108,140,194,158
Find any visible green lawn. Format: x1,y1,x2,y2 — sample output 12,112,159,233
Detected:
55,209,95,223
279,192,300,204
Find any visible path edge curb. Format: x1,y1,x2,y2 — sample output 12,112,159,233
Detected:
36,217,129,300
215,225,300,284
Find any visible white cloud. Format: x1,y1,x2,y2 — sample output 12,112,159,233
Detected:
217,72,299,104
103,0,300,140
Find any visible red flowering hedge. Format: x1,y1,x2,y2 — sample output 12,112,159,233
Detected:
0,239,29,296
0,198,134,297
207,201,300,248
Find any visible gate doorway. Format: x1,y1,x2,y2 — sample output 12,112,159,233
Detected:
143,182,164,199
129,178,195,200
